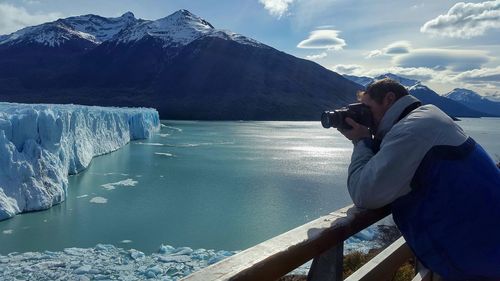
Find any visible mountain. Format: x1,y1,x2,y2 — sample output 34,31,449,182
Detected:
344,73,491,117
342,74,374,87
0,10,362,120
342,73,420,88
408,84,490,117
444,88,500,117
374,73,420,88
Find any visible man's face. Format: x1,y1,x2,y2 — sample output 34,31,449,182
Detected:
360,93,393,129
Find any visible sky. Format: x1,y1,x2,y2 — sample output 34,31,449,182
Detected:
0,0,499,98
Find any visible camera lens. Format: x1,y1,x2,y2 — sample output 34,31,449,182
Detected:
321,111,332,128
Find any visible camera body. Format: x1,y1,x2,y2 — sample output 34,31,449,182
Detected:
321,103,373,129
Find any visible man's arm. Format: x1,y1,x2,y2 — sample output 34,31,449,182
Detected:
347,128,428,209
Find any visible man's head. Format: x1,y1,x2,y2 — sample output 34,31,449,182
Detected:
359,78,409,127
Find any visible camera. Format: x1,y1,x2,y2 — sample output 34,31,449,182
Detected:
321,103,373,129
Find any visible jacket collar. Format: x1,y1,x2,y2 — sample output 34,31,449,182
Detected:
375,95,421,140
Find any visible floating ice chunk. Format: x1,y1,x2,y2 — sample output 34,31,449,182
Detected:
120,240,133,244
101,178,138,190
158,255,191,263
158,244,175,255
2,229,13,234
161,125,182,132
0,102,160,220
74,264,92,274
145,265,163,278
172,247,193,256
89,197,108,204
76,194,88,198
155,152,175,157
354,228,375,241
134,142,164,146
129,249,145,261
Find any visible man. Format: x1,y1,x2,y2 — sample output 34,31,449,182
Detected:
338,78,500,280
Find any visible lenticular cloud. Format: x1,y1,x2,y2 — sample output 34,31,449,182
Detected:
421,0,500,38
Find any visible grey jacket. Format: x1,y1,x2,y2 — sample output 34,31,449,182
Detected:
347,95,468,209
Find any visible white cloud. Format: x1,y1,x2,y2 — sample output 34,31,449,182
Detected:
305,52,327,60
366,41,411,58
420,0,500,38
394,48,491,71
259,0,294,18
330,64,364,74
0,3,61,34
453,66,500,85
331,63,499,97
297,29,346,50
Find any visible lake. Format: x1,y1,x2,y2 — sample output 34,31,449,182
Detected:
0,118,499,254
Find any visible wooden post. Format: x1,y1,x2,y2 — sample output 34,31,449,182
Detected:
307,243,343,281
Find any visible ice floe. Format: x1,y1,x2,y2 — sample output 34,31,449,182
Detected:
101,179,138,190
0,244,235,280
89,197,108,204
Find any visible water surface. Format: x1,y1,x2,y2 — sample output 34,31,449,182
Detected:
0,119,498,254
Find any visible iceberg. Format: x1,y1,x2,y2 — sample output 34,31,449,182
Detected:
0,102,160,220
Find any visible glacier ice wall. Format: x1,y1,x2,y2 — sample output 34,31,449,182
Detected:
0,102,160,220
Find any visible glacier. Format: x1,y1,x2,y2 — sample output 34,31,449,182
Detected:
0,102,159,220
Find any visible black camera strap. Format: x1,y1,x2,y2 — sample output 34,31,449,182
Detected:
396,101,422,123
372,101,422,154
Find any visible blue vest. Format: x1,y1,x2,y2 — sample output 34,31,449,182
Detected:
392,138,500,280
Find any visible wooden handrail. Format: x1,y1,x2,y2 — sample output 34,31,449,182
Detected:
344,237,413,281
180,205,391,281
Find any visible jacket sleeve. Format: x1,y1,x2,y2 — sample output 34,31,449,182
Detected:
347,129,429,209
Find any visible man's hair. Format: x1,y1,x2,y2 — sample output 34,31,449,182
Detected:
361,78,409,104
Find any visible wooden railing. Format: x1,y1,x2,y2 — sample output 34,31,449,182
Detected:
180,205,437,281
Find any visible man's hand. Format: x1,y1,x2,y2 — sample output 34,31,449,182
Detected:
337,118,371,142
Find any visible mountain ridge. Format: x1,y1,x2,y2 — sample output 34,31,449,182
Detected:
445,88,500,116
343,73,497,117
0,10,362,120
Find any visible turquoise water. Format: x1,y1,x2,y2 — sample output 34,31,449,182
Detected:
0,119,499,254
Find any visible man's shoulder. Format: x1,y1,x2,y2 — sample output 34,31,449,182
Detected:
390,104,467,146
405,104,452,127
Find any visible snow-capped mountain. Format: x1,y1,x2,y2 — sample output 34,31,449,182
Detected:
445,88,500,116
110,9,263,48
374,73,420,88
0,12,138,47
0,10,361,120
343,73,420,88
343,73,492,117
342,74,374,87
445,88,484,102
408,84,493,117
0,9,261,50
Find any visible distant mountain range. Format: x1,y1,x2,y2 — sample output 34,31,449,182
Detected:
444,88,500,117
343,73,500,117
0,10,361,120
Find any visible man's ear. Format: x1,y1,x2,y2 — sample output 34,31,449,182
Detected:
385,92,396,106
